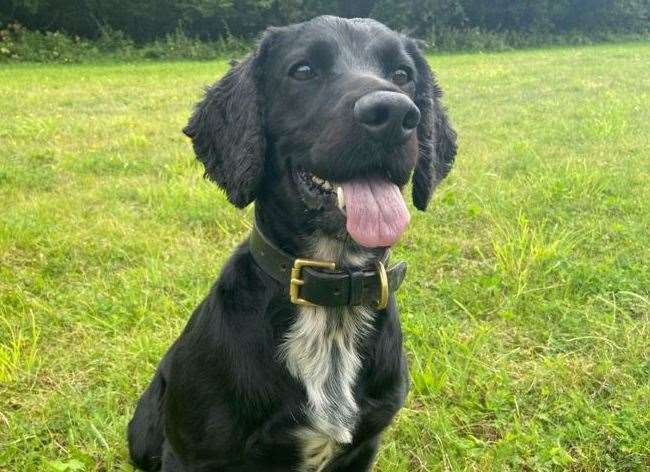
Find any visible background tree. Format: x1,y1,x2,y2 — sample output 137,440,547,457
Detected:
1,0,648,42
337,0,377,18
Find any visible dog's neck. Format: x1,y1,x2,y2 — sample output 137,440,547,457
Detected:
254,204,386,269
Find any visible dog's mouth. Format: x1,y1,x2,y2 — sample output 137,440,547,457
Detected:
294,167,410,248
295,167,337,204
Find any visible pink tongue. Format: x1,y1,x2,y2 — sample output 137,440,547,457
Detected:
342,178,410,248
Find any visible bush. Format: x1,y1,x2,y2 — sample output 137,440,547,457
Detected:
0,22,100,62
139,27,250,60
431,27,512,52
0,22,250,63
2,0,649,44
1,20,648,64
426,26,649,52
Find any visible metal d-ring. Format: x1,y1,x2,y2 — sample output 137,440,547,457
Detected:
375,260,389,310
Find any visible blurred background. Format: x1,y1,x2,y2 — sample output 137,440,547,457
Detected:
1,0,649,61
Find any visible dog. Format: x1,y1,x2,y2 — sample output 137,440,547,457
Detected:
128,15,457,472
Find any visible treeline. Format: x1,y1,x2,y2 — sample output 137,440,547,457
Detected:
2,0,649,43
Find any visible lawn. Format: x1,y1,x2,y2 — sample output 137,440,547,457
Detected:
1,42,649,471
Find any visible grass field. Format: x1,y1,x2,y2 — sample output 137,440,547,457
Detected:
1,42,649,471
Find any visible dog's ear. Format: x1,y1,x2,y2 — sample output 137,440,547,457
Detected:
183,35,272,208
407,40,458,211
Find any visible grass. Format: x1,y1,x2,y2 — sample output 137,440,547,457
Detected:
1,42,649,471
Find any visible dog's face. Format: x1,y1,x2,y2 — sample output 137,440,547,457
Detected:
184,16,457,249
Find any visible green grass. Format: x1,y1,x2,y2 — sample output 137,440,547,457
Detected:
1,42,649,471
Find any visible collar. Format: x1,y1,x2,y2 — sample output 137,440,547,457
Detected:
249,219,407,309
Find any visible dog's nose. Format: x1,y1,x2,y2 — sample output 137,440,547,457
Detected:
354,91,420,144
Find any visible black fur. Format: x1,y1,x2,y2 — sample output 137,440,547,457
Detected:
407,40,458,211
182,39,270,208
129,16,456,471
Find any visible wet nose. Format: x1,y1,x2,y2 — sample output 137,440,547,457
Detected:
354,91,420,144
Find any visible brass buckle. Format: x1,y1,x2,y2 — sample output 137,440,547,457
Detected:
375,261,389,310
290,258,336,307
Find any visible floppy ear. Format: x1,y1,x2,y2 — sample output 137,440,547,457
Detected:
407,41,458,211
183,38,270,208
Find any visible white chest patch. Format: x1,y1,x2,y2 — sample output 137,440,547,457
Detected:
298,427,343,472
279,236,376,471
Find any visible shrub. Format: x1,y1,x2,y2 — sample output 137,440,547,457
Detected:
1,20,648,64
426,27,649,52
2,0,649,45
0,22,251,63
0,22,100,62
431,27,512,52
139,27,250,61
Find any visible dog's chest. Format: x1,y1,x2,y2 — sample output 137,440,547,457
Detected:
282,304,372,470
279,235,376,470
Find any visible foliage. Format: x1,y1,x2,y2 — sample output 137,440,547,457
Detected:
0,22,250,62
0,22,96,63
427,26,650,52
1,0,648,43
1,0,648,61
2,19,648,63
1,43,649,471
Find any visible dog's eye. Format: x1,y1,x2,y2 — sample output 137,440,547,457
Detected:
289,63,316,81
391,68,411,86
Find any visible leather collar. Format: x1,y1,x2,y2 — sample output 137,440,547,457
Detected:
249,220,407,308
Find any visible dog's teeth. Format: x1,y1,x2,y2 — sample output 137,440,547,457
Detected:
336,186,346,214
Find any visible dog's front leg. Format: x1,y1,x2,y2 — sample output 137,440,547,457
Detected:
243,409,303,469
160,440,186,471
326,381,408,471
323,436,380,472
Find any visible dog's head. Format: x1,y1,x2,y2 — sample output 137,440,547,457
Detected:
184,16,457,249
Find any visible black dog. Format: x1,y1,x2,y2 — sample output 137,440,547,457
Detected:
128,15,456,471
